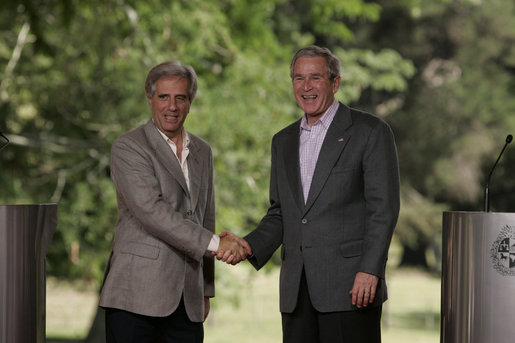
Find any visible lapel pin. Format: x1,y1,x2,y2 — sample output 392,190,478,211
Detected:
338,138,344,142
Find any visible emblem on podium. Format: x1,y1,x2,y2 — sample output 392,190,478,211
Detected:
491,225,515,276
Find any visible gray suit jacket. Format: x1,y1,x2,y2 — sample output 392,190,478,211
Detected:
99,120,215,322
245,102,400,313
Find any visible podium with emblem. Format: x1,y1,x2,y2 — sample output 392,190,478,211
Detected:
441,211,515,343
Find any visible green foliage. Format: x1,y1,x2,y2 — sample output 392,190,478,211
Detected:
356,0,515,267
335,48,415,102
0,0,438,282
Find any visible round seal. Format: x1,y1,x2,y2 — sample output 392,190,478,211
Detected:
490,225,515,277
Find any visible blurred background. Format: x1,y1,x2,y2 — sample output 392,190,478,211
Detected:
1,0,514,342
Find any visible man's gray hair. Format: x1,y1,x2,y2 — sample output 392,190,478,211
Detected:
145,61,198,100
290,45,341,81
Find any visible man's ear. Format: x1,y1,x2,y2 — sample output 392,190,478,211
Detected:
332,75,341,94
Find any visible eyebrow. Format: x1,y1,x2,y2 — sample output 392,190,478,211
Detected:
157,92,188,98
294,72,324,78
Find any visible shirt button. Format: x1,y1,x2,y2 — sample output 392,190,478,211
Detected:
301,219,308,224
186,210,193,216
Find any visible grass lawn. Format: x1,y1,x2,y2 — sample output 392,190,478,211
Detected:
47,265,441,343
46,277,99,339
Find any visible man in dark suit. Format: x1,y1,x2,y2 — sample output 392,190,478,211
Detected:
99,61,248,343
236,46,400,343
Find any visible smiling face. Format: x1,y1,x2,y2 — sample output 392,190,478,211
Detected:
148,75,191,141
292,56,341,126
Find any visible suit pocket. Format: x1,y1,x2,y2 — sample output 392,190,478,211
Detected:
341,239,362,258
331,165,360,174
121,242,160,260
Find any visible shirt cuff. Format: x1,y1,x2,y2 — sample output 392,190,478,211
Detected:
207,234,220,253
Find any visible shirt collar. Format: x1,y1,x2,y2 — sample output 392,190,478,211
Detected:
154,122,189,148
300,99,339,131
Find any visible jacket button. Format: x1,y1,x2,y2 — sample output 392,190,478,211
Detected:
301,219,308,224
186,210,193,216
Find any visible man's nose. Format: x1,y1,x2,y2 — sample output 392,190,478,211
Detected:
168,99,177,111
303,79,312,90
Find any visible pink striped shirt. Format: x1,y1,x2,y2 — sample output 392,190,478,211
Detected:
299,99,339,203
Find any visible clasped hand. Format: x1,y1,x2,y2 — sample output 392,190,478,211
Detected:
213,231,252,265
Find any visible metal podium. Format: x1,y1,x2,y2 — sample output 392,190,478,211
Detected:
441,211,515,343
0,204,58,343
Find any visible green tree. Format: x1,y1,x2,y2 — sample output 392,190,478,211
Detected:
0,0,414,282
351,0,515,268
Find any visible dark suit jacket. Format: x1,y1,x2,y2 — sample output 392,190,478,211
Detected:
99,120,215,322
245,102,400,313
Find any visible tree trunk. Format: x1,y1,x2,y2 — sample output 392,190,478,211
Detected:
399,243,429,268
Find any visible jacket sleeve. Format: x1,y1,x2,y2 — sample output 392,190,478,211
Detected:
359,119,400,278
245,135,284,270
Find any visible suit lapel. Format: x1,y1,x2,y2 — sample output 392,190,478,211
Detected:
143,120,190,197
284,121,305,212
186,136,203,211
303,104,352,215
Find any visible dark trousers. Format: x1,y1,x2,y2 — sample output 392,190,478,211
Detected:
105,297,203,343
282,271,382,343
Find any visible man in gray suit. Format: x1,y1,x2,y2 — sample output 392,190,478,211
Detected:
230,46,400,343
99,61,248,342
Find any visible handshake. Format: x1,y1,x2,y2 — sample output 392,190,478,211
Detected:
213,231,252,265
